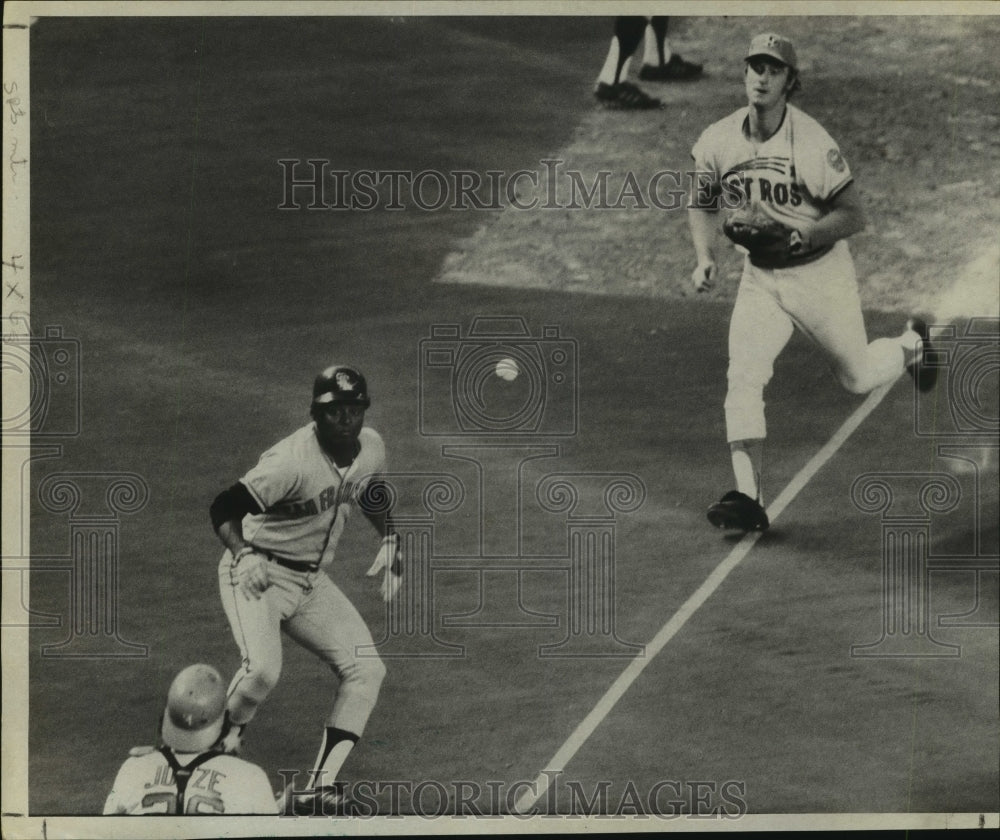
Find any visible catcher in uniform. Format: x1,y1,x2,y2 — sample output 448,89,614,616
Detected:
209,364,401,812
687,33,937,532
103,664,277,815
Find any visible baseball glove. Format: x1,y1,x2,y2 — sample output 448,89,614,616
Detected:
722,206,803,267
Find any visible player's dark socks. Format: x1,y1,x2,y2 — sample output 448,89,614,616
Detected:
649,16,669,65
612,16,647,83
309,727,360,789
316,727,359,764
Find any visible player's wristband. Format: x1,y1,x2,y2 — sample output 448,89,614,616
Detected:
380,534,398,547
234,545,257,564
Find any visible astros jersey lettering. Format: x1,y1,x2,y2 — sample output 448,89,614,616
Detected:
103,747,277,815
693,104,853,264
240,425,386,566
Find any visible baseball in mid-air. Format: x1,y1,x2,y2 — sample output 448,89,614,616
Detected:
495,358,519,381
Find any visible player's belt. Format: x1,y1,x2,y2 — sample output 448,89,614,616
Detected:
750,242,833,270
268,553,320,574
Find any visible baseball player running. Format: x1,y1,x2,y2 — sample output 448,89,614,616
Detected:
687,33,937,532
103,664,277,815
209,364,401,812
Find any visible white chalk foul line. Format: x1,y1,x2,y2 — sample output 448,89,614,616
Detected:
513,378,898,815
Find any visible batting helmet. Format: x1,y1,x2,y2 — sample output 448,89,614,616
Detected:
311,364,371,409
160,663,227,753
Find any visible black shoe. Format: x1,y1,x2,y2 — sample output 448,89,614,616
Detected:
905,318,939,393
279,783,353,816
707,490,769,532
594,81,662,110
639,54,703,81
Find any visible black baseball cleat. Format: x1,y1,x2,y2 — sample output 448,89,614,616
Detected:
707,490,769,532
905,318,939,393
639,54,704,81
279,783,354,817
594,81,663,110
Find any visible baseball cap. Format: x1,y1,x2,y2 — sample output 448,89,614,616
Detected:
745,33,798,71
160,664,227,753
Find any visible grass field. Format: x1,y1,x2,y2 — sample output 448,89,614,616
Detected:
6,8,999,831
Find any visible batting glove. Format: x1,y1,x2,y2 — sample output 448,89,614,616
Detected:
232,546,271,600
366,534,402,603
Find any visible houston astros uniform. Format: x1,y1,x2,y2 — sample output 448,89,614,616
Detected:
103,747,277,815
104,663,278,815
687,33,930,531
211,365,398,799
691,102,910,434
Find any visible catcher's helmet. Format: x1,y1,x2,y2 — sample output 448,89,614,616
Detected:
312,364,371,408
160,663,227,753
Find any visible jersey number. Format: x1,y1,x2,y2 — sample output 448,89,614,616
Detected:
140,791,225,814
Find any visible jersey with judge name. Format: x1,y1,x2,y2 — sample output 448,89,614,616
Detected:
103,748,277,815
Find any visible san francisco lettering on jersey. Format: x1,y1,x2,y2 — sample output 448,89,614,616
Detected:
267,480,365,520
